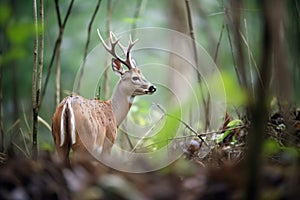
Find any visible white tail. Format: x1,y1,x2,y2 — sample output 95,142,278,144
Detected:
51,30,156,165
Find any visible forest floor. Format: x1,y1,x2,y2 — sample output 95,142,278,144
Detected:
0,110,300,200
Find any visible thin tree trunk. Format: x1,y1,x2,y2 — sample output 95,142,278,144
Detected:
32,0,44,160
32,0,39,160
244,1,274,199
37,0,44,110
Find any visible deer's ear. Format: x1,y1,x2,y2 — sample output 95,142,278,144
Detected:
112,59,125,76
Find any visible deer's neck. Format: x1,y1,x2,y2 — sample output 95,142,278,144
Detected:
110,81,134,127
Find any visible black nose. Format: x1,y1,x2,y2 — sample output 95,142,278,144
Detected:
149,85,156,93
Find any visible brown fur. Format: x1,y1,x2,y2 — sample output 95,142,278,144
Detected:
52,95,117,165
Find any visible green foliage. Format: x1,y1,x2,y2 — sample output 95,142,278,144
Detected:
0,3,11,25
7,22,35,45
151,106,181,149
216,119,243,144
263,138,299,158
208,71,247,106
129,100,153,127
1,0,299,161
138,105,181,152
263,138,281,156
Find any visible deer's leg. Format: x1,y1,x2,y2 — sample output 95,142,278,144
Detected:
52,111,71,167
56,143,71,167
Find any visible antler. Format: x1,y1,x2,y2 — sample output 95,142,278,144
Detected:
97,29,138,69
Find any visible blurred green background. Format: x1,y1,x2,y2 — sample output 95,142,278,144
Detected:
0,0,299,155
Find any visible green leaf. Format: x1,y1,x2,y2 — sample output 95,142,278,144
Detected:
142,105,181,151
208,71,248,106
217,119,243,144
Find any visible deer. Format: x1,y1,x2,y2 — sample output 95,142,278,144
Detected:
51,30,156,165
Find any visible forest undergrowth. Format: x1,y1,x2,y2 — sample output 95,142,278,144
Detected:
0,108,299,200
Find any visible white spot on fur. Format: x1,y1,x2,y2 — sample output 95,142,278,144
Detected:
60,101,67,147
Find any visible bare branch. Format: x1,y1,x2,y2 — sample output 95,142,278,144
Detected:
155,104,208,146
40,0,75,107
184,0,210,130
76,0,103,93
214,20,225,63
54,0,62,27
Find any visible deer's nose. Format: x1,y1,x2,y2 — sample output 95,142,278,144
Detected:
148,85,156,93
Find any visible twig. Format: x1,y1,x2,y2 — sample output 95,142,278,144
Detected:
38,116,51,132
243,18,254,96
6,119,21,134
40,0,75,107
185,0,199,80
76,0,102,93
214,20,225,63
155,104,208,146
230,1,248,89
13,142,30,159
55,0,62,27
19,128,30,157
133,124,247,152
223,1,242,86
131,109,166,153
240,22,263,95
40,41,58,105
198,125,246,136
185,0,210,130
22,102,31,134
215,0,228,64
62,0,75,28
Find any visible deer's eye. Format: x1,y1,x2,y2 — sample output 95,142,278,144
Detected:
132,77,140,81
